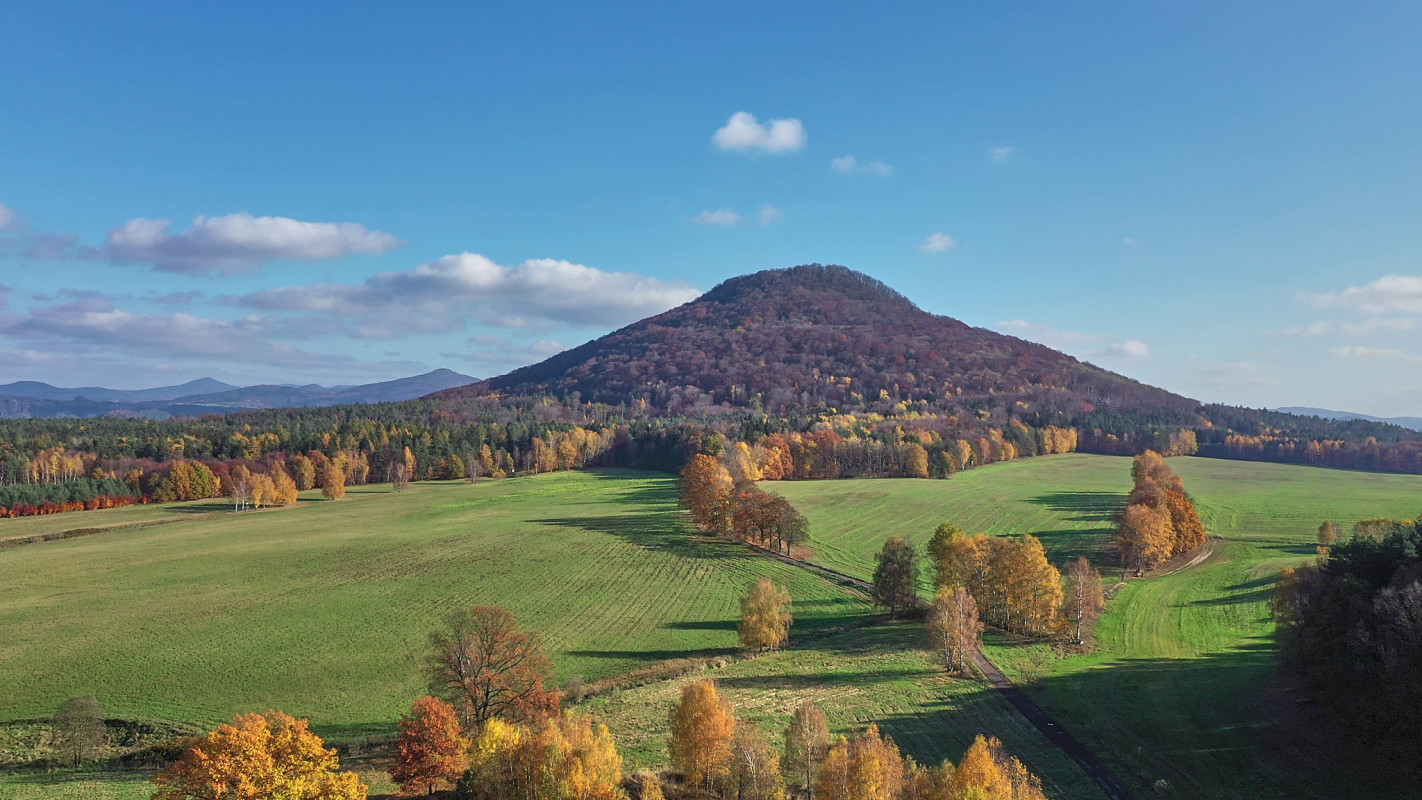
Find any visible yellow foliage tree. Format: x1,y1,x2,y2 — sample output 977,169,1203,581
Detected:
151,711,366,800
667,679,736,792
739,578,793,650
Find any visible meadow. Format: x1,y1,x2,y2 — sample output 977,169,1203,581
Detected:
772,454,1422,799
0,470,873,746
586,622,1103,799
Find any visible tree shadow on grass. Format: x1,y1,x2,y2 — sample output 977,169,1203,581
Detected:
1025,491,1124,523
530,514,736,561
564,647,739,661
663,619,738,632
983,636,1397,800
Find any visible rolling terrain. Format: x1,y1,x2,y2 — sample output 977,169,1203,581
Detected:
772,455,1422,799
0,471,873,738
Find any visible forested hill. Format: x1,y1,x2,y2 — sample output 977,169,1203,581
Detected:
436,264,1196,423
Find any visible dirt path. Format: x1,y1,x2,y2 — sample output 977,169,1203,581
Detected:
748,543,1137,800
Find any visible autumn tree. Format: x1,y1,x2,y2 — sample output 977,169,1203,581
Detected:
872,536,920,618
679,454,735,535
667,679,736,792
783,701,829,800
1061,558,1105,646
1116,503,1172,573
459,711,623,800
730,724,784,800
230,465,251,511
269,463,300,506
950,735,1047,800
1162,489,1207,555
739,577,793,650
289,454,316,491
926,586,980,674
391,696,468,796
152,711,366,800
53,696,106,768
322,464,346,500
427,605,559,731
813,724,905,800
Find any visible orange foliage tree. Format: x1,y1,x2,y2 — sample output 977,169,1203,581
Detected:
926,586,981,673
1061,558,1105,646
667,679,736,792
391,696,468,796
814,724,905,800
151,711,366,800
427,606,559,731
678,454,734,535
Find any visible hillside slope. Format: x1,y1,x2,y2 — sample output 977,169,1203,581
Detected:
438,264,1197,422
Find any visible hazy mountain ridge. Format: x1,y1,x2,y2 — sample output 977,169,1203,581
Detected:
0,369,476,419
1273,407,1422,432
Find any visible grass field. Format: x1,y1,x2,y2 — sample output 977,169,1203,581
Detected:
0,470,873,747
585,622,1103,800
772,454,1422,799
768,454,1128,584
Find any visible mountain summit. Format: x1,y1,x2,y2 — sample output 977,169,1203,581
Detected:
439,264,1195,419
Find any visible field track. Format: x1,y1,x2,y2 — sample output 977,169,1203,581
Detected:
750,542,1135,800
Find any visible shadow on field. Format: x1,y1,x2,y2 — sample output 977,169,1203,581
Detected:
987,635,1395,800
530,515,735,561
1026,491,1123,523
1188,575,1278,608
565,646,738,661
663,619,738,632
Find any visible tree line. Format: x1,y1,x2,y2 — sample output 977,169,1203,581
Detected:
1113,451,1207,574
1272,515,1422,785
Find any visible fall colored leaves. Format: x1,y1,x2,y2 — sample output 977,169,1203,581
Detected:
668,681,1047,800
680,453,809,555
1114,450,1207,573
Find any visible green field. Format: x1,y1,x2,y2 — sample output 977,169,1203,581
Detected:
772,454,1422,799
768,454,1127,583
586,622,1102,800
0,470,873,745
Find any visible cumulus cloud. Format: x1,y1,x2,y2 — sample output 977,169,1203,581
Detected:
758,205,784,225
988,146,1016,162
98,212,404,276
1328,346,1422,364
830,156,892,176
239,253,701,336
694,208,743,226
0,297,416,375
1308,275,1422,315
920,233,956,252
0,203,80,259
712,111,806,154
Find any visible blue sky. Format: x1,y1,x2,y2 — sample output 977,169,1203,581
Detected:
2,2,1420,415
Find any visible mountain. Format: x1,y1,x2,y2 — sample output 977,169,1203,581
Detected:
0,369,476,419
0,377,238,403
436,264,1198,421
1274,407,1422,432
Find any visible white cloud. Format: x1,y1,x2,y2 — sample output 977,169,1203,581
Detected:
920,233,956,252
239,253,701,335
988,146,1015,162
1100,340,1151,359
712,111,806,154
694,208,743,226
0,202,23,232
830,155,892,176
1328,346,1422,364
997,320,1112,348
1308,275,1422,315
1276,318,1417,337
758,205,784,225
0,297,416,375
99,212,404,276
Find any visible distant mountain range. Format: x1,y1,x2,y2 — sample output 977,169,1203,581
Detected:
1273,407,1422,432
0,369,476,419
